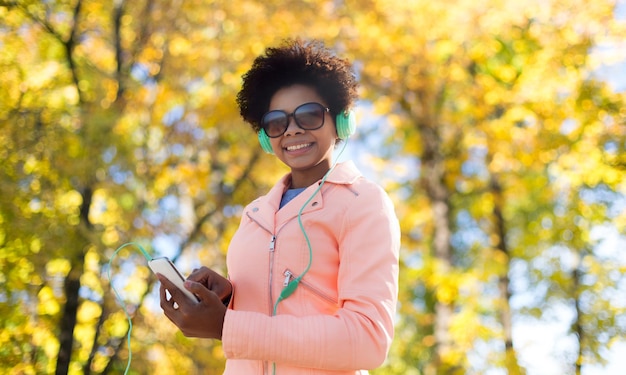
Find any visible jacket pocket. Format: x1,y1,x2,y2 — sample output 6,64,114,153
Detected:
283,269,338,306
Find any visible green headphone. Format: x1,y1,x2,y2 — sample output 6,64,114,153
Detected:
258,110,356,154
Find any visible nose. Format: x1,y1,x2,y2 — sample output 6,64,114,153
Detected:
283,114,303,136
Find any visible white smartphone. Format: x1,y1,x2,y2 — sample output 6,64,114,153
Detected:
149,257,199,302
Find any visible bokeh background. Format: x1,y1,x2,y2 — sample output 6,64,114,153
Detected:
1,0,625,374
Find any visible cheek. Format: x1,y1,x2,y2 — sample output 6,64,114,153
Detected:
270,138,281,151
270,138,288,160
329,126,339,143
329,121,338,137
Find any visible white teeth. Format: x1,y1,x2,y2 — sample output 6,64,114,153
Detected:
286,143,311,151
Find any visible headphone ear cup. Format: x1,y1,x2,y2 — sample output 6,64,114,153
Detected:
258,130,274,154
335,110,356,139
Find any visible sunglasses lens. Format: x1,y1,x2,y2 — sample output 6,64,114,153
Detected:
294,103,325,129
261,111,288,138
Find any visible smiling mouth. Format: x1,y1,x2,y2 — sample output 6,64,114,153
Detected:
285,143,312,151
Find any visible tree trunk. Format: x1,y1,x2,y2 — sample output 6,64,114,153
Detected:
55,186,93,374
55,259,84,375
419,122,455,374
490,177,524,375
573,266,583,375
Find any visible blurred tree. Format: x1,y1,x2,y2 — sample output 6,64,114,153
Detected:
343,0,626,374
1,0,624,374
0,0,275,373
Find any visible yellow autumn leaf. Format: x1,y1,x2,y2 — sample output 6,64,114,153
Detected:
37,286,60,315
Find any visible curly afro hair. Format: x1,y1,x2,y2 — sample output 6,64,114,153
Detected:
236,39,359,133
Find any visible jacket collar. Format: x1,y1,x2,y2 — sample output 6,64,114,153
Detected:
274,160,361,191
321,160,361,186
246,161,363,230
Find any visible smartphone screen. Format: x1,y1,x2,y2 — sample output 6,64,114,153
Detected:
148,257,199,302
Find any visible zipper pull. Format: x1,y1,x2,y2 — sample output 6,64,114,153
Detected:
278,270,299,302
283,270,293,286
269,235,276,252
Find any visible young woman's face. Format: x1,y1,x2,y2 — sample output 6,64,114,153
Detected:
266,84,338,188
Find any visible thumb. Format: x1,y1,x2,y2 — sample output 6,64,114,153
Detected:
184,280,221,303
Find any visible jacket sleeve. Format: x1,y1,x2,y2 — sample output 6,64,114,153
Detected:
222,185,401,370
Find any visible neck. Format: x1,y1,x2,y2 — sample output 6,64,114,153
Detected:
290,161,334,189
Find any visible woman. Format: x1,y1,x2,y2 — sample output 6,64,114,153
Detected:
157,39,400,375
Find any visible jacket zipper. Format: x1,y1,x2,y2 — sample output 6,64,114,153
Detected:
266,235,277,375
283,269,338,305
268,235,276,314
246,213,275,375
245,212,278,315
247,211,316,375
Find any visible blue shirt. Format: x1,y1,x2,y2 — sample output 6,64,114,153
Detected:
279,187,307,209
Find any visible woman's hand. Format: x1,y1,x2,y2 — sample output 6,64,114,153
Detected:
187,266,233,305
157,267,232,340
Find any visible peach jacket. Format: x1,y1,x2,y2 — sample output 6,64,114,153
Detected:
222,161,401,375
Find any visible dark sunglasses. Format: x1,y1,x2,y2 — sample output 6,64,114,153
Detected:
260,102,330,138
